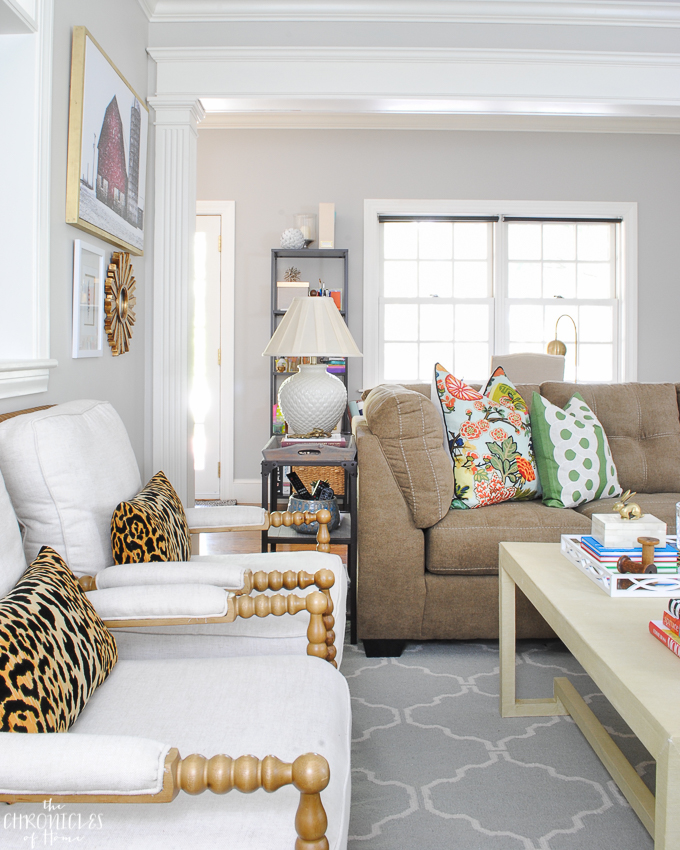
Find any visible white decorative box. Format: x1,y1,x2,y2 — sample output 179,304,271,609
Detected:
590,513,667,549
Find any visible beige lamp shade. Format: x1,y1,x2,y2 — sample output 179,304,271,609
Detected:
262,297,362,358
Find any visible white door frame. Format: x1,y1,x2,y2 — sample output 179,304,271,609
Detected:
196,200,235,500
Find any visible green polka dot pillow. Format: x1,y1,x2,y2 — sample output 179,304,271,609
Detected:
530,391,621,509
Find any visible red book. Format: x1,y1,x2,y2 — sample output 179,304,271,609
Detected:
649,620,680,658
663,610,680,636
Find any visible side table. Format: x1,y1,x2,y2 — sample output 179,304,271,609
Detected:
261,435,358,643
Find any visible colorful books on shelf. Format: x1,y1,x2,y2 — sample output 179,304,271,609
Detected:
649,620,680,658
280,434,347,448
272,404,286,435
580,535,678,572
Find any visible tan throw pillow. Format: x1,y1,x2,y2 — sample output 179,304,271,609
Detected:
364,384,454,528
111,471,191,563
0,547,118,732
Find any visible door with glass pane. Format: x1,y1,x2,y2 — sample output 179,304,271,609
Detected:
193,215,222,498
381,219,494,384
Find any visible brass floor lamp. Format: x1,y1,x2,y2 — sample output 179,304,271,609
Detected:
547,314,578,381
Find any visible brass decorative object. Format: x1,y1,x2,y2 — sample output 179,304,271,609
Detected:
613,489,643,520
547,314,578,378
105,252,137,355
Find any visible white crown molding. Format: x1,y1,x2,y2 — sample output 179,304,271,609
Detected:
148,46,680,119
198,111,680,133
136,0,155,21
139,0,680,28
148,45,680,66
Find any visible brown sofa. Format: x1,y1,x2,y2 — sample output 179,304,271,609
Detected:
356,381,680,656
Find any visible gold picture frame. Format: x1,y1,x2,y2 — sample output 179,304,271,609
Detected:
66,26,148,256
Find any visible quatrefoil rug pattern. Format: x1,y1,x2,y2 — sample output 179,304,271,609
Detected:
341,638,653,850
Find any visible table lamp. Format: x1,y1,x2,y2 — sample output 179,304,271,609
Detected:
262,297,362,436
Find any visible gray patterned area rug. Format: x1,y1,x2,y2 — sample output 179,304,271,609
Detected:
340,638,654,850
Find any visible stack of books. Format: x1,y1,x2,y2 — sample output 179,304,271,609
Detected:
280,433,346,448
580,535,679,573
649,600,680,657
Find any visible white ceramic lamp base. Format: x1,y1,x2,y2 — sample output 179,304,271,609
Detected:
278,363,347,435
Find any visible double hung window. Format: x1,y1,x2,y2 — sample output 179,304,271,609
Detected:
363,201,636,388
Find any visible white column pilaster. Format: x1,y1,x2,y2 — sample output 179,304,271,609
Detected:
148,97,205,505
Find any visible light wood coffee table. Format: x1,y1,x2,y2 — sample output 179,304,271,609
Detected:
499,542,680,850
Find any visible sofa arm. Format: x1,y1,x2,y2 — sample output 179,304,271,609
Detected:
356,420,427,640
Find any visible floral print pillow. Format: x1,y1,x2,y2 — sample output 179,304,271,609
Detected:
434,363,541,509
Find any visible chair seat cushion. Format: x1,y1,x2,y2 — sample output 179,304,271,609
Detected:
0,547,117,732
425,501,591,575
60,655,351,850
111,471,191,563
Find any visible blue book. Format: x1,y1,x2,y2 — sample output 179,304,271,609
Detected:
581,535,677,562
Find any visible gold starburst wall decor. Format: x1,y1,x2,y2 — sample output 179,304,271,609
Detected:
105,252,136,355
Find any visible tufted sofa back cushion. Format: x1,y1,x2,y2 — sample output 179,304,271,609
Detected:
364,385,454,528
539,382,680,494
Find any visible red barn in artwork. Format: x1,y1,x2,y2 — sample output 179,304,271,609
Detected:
96,96,127,217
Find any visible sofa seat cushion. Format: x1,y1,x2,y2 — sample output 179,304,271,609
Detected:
0,400,141,574
64,655,351,850
425,501,591,576
364,384,454,528
539,382,680,495
574,493,680,534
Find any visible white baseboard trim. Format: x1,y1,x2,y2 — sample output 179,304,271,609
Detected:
233,478,262,505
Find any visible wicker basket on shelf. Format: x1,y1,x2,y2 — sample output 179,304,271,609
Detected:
291,465,345,496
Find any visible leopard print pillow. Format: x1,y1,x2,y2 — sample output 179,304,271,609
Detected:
111,470,191,563
0,547,118,733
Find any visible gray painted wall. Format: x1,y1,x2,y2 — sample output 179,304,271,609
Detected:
0,1,151,469
197,127,680,481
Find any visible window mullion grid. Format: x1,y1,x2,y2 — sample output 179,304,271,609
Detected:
493,218,507,357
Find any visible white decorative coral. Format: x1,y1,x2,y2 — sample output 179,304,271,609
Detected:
280,228,306,249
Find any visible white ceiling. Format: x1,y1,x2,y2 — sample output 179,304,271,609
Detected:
139,1,680,27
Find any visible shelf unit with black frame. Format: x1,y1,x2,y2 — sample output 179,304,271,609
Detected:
269,248,349,438
261,434,358,644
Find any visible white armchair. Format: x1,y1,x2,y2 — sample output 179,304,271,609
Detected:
0,401,347,665
0,465,351,849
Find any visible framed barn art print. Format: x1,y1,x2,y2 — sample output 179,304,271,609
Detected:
66,27,148,256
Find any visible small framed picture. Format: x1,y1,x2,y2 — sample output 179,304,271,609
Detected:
72,240,105,358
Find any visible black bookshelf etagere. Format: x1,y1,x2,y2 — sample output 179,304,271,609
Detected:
269,248,350,436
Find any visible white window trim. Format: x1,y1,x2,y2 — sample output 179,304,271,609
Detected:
0,0,57,399
363,198,637,388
